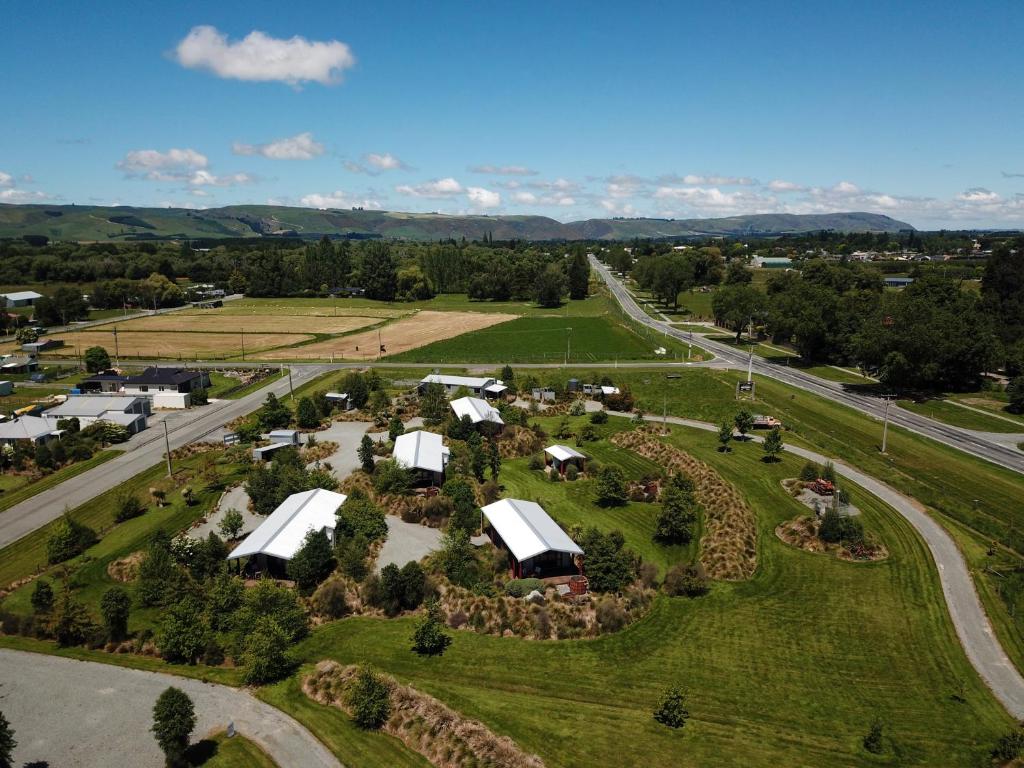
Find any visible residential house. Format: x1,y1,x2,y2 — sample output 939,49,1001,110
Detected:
392,430,450,486
544,444,587,476
419,374,507,399
450,396,504,430
481,498,584,578
1,291,43,308
45,395,150,434
0,415,61,446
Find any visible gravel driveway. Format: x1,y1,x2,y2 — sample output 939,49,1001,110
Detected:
0,649,341,768
375,515,444,571
311,421,378,480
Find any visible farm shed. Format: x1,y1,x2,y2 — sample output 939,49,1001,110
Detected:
227,488,347,577
1,291,43,308
481,498,584,579
0,415,61,446
325,392,353,411
392,429,450,486
544,444,586,476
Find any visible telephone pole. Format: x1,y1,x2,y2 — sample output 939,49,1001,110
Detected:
881,397,891,454
288,368,295,401
163,420,172,477
565,327,572,367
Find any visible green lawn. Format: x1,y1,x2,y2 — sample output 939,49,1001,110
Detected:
704,335,874,386
207,370,285,399
389,316,689,364
0,450,119,515
282,427,1011,767
188,732,279,768
899,398,1024,433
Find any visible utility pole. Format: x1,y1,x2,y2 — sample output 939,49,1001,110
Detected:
565,327,572,367
663,394,668,434
747,347,754,382
881,397,891,454
163,420,172,477
287,368,295,401
240,330,245,361
113,327,120,366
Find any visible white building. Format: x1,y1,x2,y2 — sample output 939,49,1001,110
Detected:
392,430,450,485
481,498,584,579
450,396,504,428
227,488,347,575
0,415,61,446
1,291,43,308
419,374,507,399
46,395,150,434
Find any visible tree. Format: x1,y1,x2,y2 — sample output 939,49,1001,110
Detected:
83,345,111,372
487,439,501,481
218,508,245,540
372,458,413,496
341,371,370,410
46,515,97,564
576,527,637,592
567,248,590,300
717,421,733,452
1008,376,1024,415
0,710,13,768
438,527,477,587
151,687,196,768
724,260,753,285
296,396,319,428
362,242,399,301
159,597,208,664
15,326,38,345
388,416,404,442
468,432,486,482
358,434,375,473
30,579,54,614
411,598,452,655
347,668,391,730
53,588,95,647
443,476,479,533
711,284,767,342
100,586,131,642
734,409,754,439
762,426,783,462
114,490,146,523
228,269,248,295
651,255,694,311
535,262,567,308
258,392,292,431
655,474,698,544
419,382,448,425
336,493,388,541
287,529,336,594
653,686,689,729
241,616,292,684
595,466,628,507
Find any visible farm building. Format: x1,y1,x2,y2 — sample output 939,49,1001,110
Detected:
884,277,914,289
268,429,300,445
419,374,507,399
227,488,347,576
450,396,504,429
392,430,450,486
1,291,43,308
0,415,61,446
531,387,556,402
45,395,150,434
544,444,587,476
481,498,584,579
0,355,38,375
22,339,64,353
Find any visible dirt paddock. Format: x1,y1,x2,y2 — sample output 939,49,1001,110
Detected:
48,330,311,358
104,313,383,335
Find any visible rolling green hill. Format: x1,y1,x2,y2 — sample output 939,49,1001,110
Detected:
0,203,913,242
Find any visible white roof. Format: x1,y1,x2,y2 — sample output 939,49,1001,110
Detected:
421,374,494,389
484,383,508,394
47,396,143,418
98,412,145,427
0,415,56,441
450,396,503,425
392,430,449,474
544,444,586,462
228,488,347,561
2,291,43,301
481,498,583,562
600,386,620,395
325,392,349,399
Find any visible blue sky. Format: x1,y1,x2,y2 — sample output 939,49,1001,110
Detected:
2,0,1023,228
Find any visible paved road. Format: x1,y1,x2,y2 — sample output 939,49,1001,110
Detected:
592,256,1024,475
0,648,341,768
0,364,331,549
618,410,1024,718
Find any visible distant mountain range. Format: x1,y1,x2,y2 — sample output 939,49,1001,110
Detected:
0,204,914,242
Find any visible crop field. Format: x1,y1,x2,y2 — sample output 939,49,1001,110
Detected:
215,298,409,319
258,310,517,361
102,312,384,336
45,329,310,359
389,315,686,363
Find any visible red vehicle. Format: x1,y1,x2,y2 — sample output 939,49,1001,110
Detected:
810,479,835,496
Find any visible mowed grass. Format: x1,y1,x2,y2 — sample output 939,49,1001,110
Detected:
281,428,1012,767
899,398,1024,433
0,449,118,516
389,316,687,364
189,732,279,768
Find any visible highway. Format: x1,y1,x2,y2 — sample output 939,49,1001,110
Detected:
591,256,1024,475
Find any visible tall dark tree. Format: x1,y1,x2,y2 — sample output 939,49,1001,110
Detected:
362,242,398,301
567,248,590,300
151,687,196,768
0,710,14,768
535,263,567,308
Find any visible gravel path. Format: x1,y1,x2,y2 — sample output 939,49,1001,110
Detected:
0,648,341,768
612,410,1024,719
186,485,260,541
375,515,444,571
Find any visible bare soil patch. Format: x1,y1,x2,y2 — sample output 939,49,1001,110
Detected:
48,330,310,358
106,313,383,335
259,310,517,361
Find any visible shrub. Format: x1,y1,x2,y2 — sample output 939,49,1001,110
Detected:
639,561,659,589
411,599,452,656
53,590,95,647
527,453,545,471
373,459,414,496
296,396,319,428
663,563,709,597
151,687,196,768
287,529,337,595
348,667,392,730
589,409,608,425
218,508,244,540
576,528,637,593
819,508,864,546
992,730,1024,761
114,491,146,523
46,516,98,565
312,578,349,619
653,686,689,729
30,579,54,614
565,464,579,481
100,586,131,642
595,466,628,507
159,597,208,664
595,598,628,633
190,387,209,406
798,461,820,482
337,494,388,542
568,398,586,416
242,616,292,685
505,578,545,598
442,477,479,534
863,720,884,754
232,579,309,645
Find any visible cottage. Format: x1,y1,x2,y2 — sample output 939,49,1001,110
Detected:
1,291,43,308
45,395,150,434
481,498,584,578
544,444,587,476
0,415,61,446
77,371,128,393
419,374,507,399
268,429,301,445
227,488,347,576
450,396,504,430
392,430,450,486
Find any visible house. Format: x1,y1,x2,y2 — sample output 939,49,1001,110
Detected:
123,367,211,395
419,374,507,399
393,430,450,486
268,429,301,445
77,371,129,393
481,498,584,578
1,291,43,308
531,387,556,402
21,339,64,354
0,415,61,446
227,488,347,576
0,356,38,375
45,395,150,434
544,444,587,476
325,392,353,411
450,396,504,430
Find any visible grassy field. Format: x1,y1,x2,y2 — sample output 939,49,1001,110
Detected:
899,398,1024,433
0,450,118,516
389,316,689,364
279,426,1011,767
188,732,279,768
41,329,312,360
207,370,285,400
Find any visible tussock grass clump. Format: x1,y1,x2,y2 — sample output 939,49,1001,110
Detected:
305,660,546,768
611,428,757,580
497,425,544,458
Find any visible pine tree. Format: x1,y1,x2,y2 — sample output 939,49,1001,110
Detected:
358,434,375,473
0,710,15,768
411,599,452,655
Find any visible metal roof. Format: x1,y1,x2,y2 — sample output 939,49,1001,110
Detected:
544,444,586,462
421,374,495,389
47,396,144,419
228,488,347,561
481,498,583,562
392,430,449,474
450,396,503,425
0,415,57,441
1,291,43,301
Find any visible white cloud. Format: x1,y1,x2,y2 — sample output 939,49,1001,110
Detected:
187,170,254,187
469,164,538,176
768,179,805,192
0,172,12,188
600,199,638,216
956,187,1000,203
467,187,501,208
117,148,208,177
657,173,756,186
232,132,324,160
300,190,383,209
0,188,48,202
366,153,405,170
511,190,575,207
174,26,355,86
395,177,463,198
512,191,537,204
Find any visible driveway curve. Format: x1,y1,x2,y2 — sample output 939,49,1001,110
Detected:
0,649,342,768
615,410,1024,718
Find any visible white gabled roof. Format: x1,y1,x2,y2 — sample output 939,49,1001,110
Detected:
481,498,583,562
0,415,56,441
2,291,43,301
228,488,347,561
392,430,449,474
47,396,144,419
484,383,508,394
450,396,503,425
421,374,494,389
600,385,620,395
544,444,586,462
